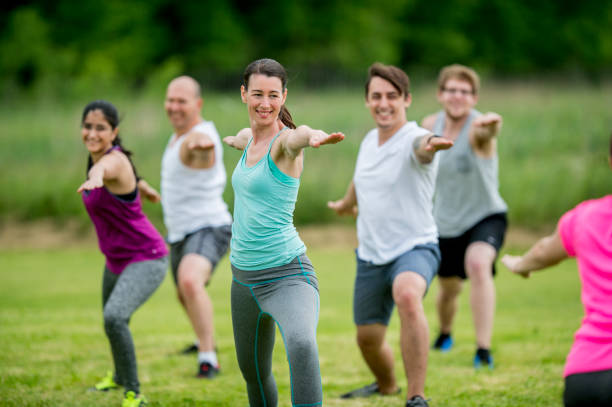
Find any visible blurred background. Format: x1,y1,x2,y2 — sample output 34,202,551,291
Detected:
1,0,611,233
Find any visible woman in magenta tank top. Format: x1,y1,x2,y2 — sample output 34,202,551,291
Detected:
501,133,612,407
78,100,168,407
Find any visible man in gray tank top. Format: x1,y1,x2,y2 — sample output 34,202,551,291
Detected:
421,64,507,370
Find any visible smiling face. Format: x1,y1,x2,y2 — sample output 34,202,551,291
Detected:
165,77,202,134
241,73,287,128
365,76,410,133
81,109,117,156
438,78,478,121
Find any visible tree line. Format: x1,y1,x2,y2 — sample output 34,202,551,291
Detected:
1,0,611,95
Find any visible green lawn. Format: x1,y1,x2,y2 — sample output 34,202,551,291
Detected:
0,239,580,406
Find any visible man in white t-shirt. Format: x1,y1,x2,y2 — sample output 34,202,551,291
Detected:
161,76,232,378
328,63,452,407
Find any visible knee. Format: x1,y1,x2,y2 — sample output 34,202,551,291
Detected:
465,250,494,282
356,331,382,352
103,309,127,332
286,333,318,357
178,273,200,298
465,259,492,283
394,287,423,318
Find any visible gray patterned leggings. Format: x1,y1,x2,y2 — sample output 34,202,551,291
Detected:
102,257,168,393
231,255,322,407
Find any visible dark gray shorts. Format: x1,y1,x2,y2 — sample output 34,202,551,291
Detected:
353,243,440,326
169,225,231,284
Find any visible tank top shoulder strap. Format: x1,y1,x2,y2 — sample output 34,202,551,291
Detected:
266,126,288,155
239,136,255,163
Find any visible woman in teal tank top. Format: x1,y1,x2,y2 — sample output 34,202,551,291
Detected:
224,58,344,407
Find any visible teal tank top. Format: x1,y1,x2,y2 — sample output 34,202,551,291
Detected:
230,128,306,270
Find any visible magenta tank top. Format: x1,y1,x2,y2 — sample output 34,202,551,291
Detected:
82,151,168,274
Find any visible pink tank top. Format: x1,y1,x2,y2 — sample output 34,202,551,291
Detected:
558,195,612,376
82,150,168,274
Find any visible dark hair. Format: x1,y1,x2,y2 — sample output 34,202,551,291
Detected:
81,100,140,180
365,63,410,98
243,58,296,129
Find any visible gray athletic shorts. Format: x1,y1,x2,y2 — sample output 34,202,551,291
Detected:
353,243,440,326
169,225,231,284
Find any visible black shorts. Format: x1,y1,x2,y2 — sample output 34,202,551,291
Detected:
437,213,507,280
564,368,612,407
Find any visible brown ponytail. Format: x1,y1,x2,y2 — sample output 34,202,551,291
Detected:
279,106,296,129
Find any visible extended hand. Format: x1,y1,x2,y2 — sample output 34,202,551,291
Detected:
310,132,345,148
425,136,454,152
139,182,161,203
143,189,161,203
501,254,531,278
188,139,215,151
327,199,357,217
472,112,502,138
223,136,245,151
77,178,103,193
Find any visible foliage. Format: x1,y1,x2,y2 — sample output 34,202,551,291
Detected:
1,0,611,96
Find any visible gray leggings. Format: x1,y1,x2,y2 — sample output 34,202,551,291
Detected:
102,257,168,393
231,255,322,407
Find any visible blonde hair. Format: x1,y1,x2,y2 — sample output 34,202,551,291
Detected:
438,64,480,95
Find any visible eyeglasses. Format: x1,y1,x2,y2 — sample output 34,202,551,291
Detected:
442,88,474,96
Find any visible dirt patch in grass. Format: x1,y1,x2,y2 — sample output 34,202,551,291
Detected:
0,219,549,251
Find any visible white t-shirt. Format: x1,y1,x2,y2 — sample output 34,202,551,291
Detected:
354,121,439,264
161,120,232,243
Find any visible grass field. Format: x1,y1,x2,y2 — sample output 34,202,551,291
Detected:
0,234,581,406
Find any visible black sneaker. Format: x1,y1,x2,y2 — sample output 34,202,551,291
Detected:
196,361,219,379
432,333,453,352
180,343,199,355
474,348,494,370
340,382,401,399
406,395,430,407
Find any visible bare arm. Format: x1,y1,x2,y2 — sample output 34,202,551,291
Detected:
137,179,161,203
413,134,454,164
327,180,358,217
283,125,345,159
501,227,569,278
77,153,125,193
223,127,252,151
180,131,215,169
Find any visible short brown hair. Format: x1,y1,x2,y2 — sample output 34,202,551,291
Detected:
438,64,480,95
365,63,410,98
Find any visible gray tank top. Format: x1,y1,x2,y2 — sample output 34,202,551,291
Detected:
433,110,507,237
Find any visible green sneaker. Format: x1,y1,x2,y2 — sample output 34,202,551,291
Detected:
92,371,119,391
122,391,147,407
